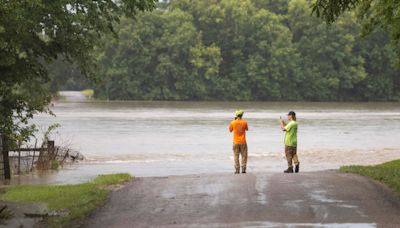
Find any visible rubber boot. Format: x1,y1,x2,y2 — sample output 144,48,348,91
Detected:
295,163,300,173
242,167,246,174
235,168,240,174
284,167,293,173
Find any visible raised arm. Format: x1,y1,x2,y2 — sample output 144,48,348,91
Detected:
280,116,286,131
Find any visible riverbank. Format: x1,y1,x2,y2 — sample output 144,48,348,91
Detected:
0,173,132,227
340,159,400,193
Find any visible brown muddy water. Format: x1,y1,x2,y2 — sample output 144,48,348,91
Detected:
10,100,400,185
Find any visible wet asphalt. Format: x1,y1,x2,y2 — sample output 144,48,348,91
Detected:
83,171,400,228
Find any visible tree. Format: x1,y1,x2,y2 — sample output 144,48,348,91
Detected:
95,10,222,100
0,0,156,140
169,0,302,100
246,9,302,100
48,58,89,93
353,30,400,100
289,0,367,101
311,0,400,64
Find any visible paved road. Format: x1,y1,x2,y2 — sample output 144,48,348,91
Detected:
83,171,400,227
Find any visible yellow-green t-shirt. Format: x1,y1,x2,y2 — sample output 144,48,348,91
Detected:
284,120,298,147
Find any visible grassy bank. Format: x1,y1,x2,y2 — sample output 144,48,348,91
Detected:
1,173,132,227
340,159,400,193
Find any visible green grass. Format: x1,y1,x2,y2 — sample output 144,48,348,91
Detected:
0,173,132,227
92,173,132,186
340,159,400,193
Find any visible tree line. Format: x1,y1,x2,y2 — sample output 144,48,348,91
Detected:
50,0,400,101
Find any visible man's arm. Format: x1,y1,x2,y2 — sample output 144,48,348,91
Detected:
280,117,286,131
229,123,233,132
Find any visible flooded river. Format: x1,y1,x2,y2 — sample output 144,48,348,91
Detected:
13,100,400,184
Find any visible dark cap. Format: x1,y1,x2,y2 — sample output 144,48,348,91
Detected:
287,111,296,116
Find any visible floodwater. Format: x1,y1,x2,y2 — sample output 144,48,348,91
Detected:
11,97,400,184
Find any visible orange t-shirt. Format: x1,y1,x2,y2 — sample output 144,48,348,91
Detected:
229,119,248,144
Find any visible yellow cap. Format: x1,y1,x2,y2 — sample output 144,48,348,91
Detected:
235,110,244,116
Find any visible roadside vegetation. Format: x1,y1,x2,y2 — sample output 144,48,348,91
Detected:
340,160,400,193
0,173,132,227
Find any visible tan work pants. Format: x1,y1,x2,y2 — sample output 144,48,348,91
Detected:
233,144,248,170
285,145,299,168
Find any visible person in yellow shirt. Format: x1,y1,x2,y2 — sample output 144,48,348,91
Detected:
229,110,249,174
280,111,299,173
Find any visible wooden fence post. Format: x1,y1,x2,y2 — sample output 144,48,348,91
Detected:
1,135,11,180
17,144,21,175
30,139,38,171
48,140,55,160
0,135,3,179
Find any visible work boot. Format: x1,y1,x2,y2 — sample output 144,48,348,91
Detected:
295,163,300,173
284,167,293,173
242,167,246,174
235,169,240,174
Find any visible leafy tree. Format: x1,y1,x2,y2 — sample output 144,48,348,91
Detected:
95,10,221,100
289,0,366,101
0,0,156,140
168,0,301,100
48,58,88,93
253,0,289,15
353,30,400,100
311,0,400,64
246,9,301,100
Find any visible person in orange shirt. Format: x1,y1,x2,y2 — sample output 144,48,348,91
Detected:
229,110,249,174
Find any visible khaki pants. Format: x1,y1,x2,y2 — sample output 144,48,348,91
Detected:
233,144,248,170
285,145,299,168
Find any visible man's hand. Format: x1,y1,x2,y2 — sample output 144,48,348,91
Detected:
280,116,286,131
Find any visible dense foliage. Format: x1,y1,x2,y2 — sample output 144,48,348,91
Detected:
90,0,400,101
0,0,156,139
312,0,400,58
